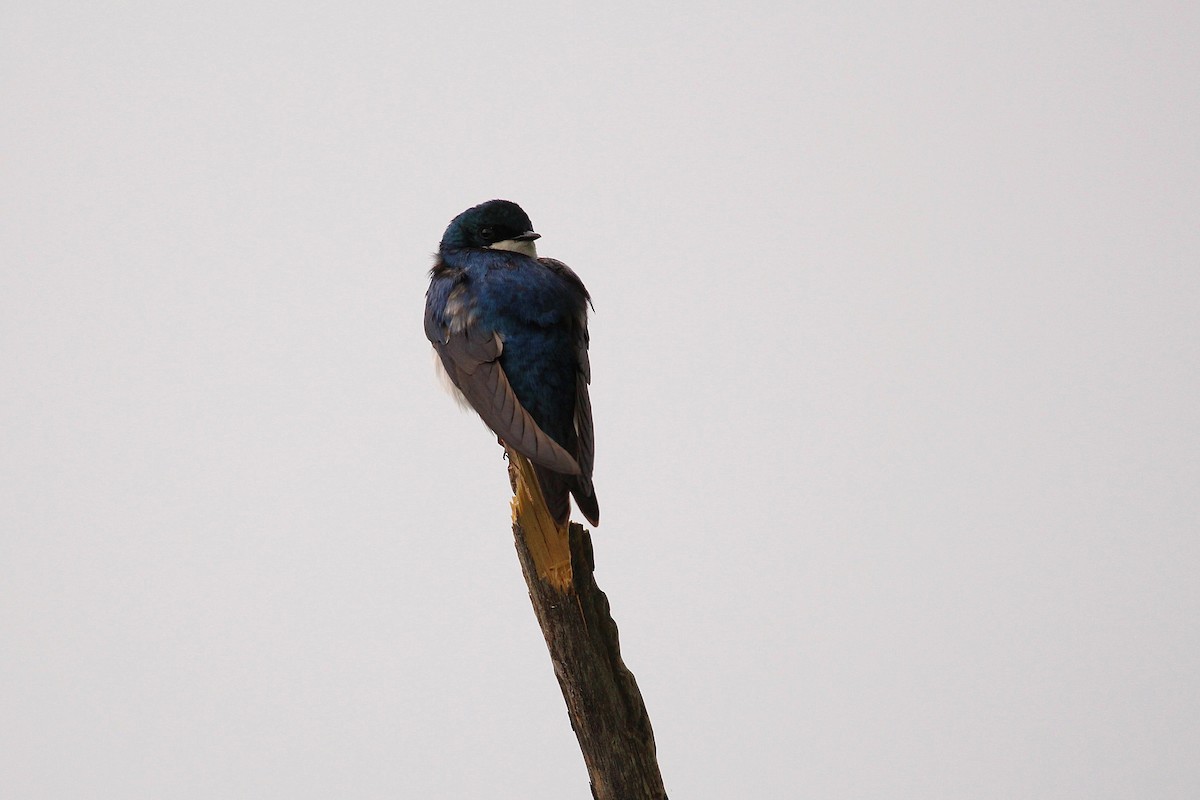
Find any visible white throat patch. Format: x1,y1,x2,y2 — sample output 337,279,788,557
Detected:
488,239,539,258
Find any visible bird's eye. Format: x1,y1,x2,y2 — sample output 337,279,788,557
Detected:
478,226,494,240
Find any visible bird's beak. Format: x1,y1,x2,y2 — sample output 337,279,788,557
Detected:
489,231,541,257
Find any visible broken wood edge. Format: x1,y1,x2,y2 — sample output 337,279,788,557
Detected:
505,455,669,799
506,449,573,592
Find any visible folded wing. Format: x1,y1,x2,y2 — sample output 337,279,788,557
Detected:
432,321,582,477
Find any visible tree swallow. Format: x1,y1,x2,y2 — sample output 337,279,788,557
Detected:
425,199,599,527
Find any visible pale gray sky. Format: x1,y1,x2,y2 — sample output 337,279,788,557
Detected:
2,2,1198,798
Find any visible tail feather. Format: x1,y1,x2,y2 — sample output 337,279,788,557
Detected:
572,480,600,527
533,465,600,527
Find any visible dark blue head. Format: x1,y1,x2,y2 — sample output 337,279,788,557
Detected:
440,199,541,256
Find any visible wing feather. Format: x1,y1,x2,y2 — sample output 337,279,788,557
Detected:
434,331,581,476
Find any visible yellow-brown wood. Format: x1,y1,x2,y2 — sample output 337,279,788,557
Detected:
507,449,573,592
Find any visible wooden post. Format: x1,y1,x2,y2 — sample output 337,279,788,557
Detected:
508,452,668,800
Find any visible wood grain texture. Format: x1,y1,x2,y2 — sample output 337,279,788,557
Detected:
508,457,668,800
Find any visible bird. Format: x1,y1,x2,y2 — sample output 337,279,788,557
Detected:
424,199,599,527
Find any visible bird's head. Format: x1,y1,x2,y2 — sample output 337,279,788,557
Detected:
440,199,541,258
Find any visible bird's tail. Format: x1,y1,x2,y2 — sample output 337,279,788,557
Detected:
535,465,600,528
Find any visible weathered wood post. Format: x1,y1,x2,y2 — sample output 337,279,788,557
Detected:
507,451,668,800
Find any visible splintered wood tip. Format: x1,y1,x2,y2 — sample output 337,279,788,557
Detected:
507,450,573,592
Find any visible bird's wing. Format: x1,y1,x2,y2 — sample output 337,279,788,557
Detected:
427,275,581,476
572,318,595,484
541,258,596,482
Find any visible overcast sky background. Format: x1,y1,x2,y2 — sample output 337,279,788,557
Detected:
3,2,1198,798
